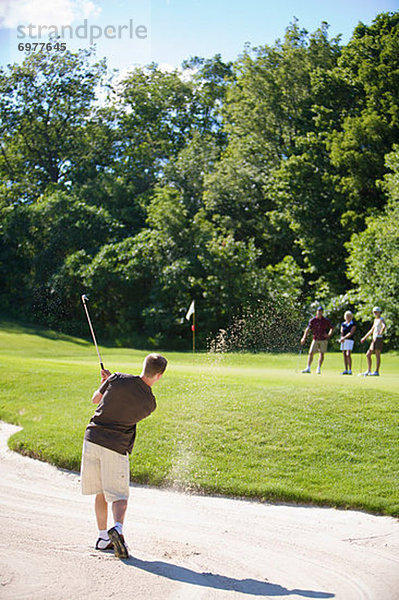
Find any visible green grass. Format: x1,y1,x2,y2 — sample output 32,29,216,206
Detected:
1,320,398,516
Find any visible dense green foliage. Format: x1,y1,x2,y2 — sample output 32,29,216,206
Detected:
1,13,398,348
1,322,398,515
346,147,399,340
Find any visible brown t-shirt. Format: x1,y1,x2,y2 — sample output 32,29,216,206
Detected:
84,373,156,455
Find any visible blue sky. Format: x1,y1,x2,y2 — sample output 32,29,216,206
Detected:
0,0,397,71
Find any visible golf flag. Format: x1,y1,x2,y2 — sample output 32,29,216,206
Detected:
185,300,195,321
185,300,196,352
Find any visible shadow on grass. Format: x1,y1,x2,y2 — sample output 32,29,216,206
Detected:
123,555,335,598
0,319,89,346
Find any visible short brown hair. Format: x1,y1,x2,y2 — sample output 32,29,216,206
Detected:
143,353,168,377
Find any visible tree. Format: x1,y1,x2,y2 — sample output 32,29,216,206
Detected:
346,146,399,345
0,190,119,326
329,13,399,223
0,49,107,204
268,132,348,293
115,65,195,189
203,21,342,275
1,17,398,348
181,54,234,142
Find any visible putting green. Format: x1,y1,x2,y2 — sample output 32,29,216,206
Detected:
1,320,398,516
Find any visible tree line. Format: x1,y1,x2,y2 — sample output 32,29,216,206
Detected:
0,13,398,349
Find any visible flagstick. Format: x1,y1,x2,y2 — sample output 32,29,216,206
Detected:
192,311,196,353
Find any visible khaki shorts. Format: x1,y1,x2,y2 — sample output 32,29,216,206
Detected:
309,339,328,354
80,440,130,503
370,337,383,352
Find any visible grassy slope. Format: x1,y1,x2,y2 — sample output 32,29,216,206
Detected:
1,320,398,516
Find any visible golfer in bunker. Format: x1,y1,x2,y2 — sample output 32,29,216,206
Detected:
80,353,167,559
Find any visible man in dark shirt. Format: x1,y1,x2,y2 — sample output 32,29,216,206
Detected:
81,353,167,558
300,306,333,374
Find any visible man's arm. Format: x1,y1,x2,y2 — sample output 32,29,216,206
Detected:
327,326,334,339
91,369,111,404
301,326,310,345
91,390,103,404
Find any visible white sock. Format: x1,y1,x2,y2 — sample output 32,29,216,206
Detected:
99,529,109,540
114,521,123,535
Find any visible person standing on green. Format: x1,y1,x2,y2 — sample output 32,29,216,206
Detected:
360,307,386,376
301,307,334,374
340,310,356,375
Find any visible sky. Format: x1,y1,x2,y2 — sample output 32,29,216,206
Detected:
0,0,397,72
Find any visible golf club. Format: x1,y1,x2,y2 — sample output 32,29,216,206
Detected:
358,350,364,376
296,345,303,372
81,294,105,370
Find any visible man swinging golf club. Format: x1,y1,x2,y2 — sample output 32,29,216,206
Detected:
80,353,167,559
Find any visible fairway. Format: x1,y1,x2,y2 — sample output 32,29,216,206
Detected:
1,321,398,516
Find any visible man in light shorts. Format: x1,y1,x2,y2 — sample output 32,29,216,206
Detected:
340,310,356,374
360,307,386,376
301,306,334,374
81,353,167,558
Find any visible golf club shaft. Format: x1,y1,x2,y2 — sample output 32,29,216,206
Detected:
296,346,303,371
82,300,104,370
